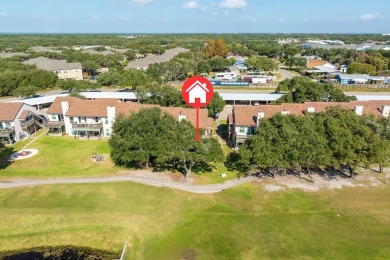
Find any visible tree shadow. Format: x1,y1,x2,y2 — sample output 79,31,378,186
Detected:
0,146,15,170
217,123,228,140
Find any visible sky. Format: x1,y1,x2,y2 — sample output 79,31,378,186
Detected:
0,0,389,33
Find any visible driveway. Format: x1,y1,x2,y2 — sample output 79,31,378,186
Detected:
0,175,257,193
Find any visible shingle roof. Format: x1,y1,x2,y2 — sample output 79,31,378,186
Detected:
18,110,30,120
0,102,24,121
48,97,212,129
125,47,190,69
306,60,328,68
22,57,81,71
234,101,390,126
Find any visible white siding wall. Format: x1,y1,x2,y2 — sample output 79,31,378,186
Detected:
49,114,59,122
235,126,248,136
14,104,38,141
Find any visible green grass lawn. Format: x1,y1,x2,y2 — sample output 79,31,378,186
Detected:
0,136,119,179
0,183,388,259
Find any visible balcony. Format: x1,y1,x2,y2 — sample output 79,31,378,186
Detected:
44,120,65,128
72,122,103,131
0,127,15,137
20,118,36,130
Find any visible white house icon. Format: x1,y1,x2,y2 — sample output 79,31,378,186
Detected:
186,80,209,103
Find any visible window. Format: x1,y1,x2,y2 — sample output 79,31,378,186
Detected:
51,115,57,120
70,117,74,123
104,118,109,124
239,127,245,133
5,122,11,128
105,129,110,136
95,117,99,123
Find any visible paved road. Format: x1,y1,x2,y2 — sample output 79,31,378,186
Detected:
0,175,257,193
278,69,297,80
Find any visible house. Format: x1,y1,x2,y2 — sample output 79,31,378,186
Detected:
0,102,42,143
306,60,337,70
186,80,210,104
228,101,390,148
22,57,83,80
44,97,213,139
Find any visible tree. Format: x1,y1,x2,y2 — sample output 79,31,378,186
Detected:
276,77,356,103
208,56,230,72
322,107,376,177
82,60,100,75
124,50,137,61
214,38,228,57
109,108,223,179
13,85,38,98
56,79,97,93
245,56,277,71
204,39,215,58
347,62,377,75
160,120,223,179
197,60,212,74
110,108,176,169
206,92,225,117
135,82,185,107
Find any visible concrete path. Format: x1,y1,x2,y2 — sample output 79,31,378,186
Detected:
21,130,46,150
0,175,257,193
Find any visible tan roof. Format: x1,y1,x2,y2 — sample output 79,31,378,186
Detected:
48,97,212,129
18,110,30,120
47,96,79,114
66,99,123,117
306,59,328,68
234,101,390,126
22,57,81,71
0,103,24,121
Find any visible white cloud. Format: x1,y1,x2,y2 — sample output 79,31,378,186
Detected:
211,11,218,16
278,17,285,23
0,12,8,17
92,15,101,20
200,6,208,11
224,10,230,16
219,0,247,8
131,0,152,5
183,1,197,9
360,13,379,20
304,18,310,22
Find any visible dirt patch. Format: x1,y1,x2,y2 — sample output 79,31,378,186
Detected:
90,154,109,163
264,184,285,192
258,169,388,192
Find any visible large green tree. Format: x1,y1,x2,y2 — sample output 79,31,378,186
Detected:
276,77,356,103
110,108,223,179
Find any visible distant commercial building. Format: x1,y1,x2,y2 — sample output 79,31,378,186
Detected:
336,74,385,85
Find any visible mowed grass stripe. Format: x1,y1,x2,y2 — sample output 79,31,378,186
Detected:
0,182,388,259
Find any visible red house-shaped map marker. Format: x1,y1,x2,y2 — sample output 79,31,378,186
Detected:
182,76,214,141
